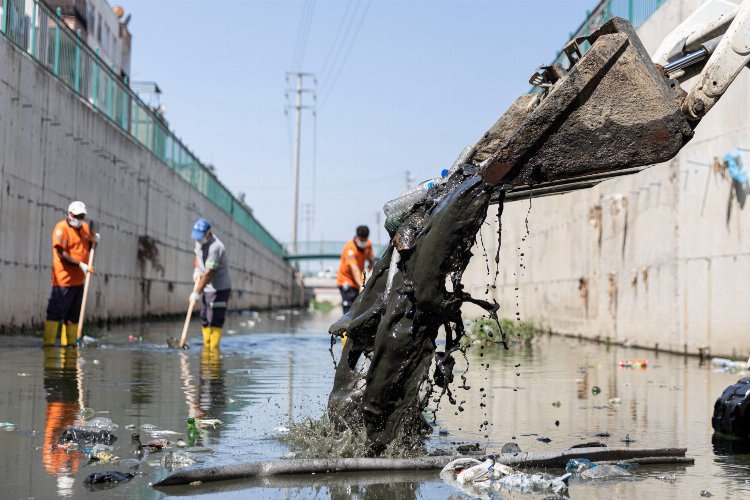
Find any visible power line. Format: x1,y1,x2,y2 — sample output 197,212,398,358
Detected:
318,0,357,82
291,0,316,71
319,0,373,108
318,0,366,95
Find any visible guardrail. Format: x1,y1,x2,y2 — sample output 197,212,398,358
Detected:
284,241,388,260
551,0,666,67
0,0,284,257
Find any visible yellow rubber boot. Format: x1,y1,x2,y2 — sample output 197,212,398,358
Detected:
209,327,222,350
44,321,60,346
62,323,78,347
201,326,211,346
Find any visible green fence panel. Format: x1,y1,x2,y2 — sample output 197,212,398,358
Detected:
0,0,286,258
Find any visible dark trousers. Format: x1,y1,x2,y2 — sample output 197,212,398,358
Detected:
339,285,359,314
46,286,84,323
200,289,231,328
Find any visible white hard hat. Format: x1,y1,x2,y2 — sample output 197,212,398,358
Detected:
67,201,87,215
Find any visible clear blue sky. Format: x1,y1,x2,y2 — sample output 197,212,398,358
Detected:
119,0,594,246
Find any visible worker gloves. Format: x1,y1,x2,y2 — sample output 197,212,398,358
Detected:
79,262,91,274
189,291,203,304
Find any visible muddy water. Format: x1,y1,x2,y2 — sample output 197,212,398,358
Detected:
0,312,748,498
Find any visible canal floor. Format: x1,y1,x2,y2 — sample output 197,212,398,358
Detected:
0,311,748,499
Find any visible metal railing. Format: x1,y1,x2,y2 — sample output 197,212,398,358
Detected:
0,0,284,257
551,0,666,68
284,241,388,260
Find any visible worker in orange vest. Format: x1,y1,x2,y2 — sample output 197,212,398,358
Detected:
43,201,99,346
336,226,374,314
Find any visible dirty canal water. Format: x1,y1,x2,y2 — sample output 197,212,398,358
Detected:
1,310,749,499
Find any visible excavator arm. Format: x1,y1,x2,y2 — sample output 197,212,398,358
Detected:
469,0,750,201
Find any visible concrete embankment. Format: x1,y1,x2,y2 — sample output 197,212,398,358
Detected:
0,35,303,332
463,0,750,359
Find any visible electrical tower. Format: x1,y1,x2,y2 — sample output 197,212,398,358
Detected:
286,72,315,255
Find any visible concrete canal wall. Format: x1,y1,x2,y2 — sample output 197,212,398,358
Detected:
463,0,750,359
0,35,304,332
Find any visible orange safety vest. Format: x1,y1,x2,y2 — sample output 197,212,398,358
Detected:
337,239,373,289
51,220,93,287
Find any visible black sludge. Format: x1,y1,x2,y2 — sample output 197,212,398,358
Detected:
59,427,117,446
328,169,501,454
83,471,135,486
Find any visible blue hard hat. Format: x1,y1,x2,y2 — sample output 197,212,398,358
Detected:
191,218,211,240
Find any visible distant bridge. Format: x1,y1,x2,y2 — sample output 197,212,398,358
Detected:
283,241,387,261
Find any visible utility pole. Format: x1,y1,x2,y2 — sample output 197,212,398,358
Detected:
286,72,315,255
302,203,314,274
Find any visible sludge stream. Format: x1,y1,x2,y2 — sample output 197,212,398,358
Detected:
0,310,748,498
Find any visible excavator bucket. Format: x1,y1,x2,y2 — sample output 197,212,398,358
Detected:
475,17,694,198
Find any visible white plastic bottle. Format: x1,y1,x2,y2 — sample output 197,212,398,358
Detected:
383,179,437,232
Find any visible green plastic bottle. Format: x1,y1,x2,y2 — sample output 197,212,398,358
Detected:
187,417,201,446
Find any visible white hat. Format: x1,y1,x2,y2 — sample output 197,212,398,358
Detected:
67,201,87,215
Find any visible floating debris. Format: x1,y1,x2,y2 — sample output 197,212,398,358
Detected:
161,451,197,470
196,418,222,429
592,386,601,395
59,427,117,446
83,471,134,486
580,464,632,479
83,417,119,432
78,408,96,419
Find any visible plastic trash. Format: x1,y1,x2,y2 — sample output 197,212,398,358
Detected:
497,472,571,495
383,179,438,233
440,458,513,484
565,458,596,473
187,418,201,446
658,473,676,483
609,397,622,405
723,149,748,185
83,471,134,486
0,422,16,432
140,423,158,431
700,490,713,497
86,444,118,463
592,386,601,395
551,401,561,407
82,335,97,345
196,418,222,429
711,358,746,372
439,457,482,480
176,439,187,448
580,464,632,479
456,459,493,484
59,427,117,446
161,450,197,470
78,407,95,419
83,417,119,432
619,359,648,368
712,376,750,438
143,438,170,450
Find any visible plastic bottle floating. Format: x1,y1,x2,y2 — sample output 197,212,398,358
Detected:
619,359,648,369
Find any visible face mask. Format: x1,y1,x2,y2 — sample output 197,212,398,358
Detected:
355,238,368,249
67,215,82,228
198,234,210,245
